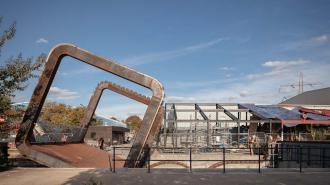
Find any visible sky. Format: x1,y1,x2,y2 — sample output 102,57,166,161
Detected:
1,0,330,120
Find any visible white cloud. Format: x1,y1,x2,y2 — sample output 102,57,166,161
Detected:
262,59,309,70
167,77,241,90
284,34,328,50
248,59,309,80
239,90,250,97
225,74,231,78
220,67,234,71
36,38,48,44
312,35,328,44
166,61,329,105
166,96,196,103
49,87,79,100
246,69,285,80
121,37,229,66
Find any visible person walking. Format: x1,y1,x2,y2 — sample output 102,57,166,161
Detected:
98,137,104,150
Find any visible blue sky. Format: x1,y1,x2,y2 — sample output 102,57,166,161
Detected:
1,0,330,119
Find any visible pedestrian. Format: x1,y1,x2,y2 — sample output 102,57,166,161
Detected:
98,137,104,150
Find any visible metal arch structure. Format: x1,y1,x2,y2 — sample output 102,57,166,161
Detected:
15,43,165,168
77,80,152,141
77,80,164,167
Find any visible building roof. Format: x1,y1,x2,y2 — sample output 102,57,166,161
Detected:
89,125,129,132
280,87,330,105
240,104,330,121
240,104,301,120
95,115,127,128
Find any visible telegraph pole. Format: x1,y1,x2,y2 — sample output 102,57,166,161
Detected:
279,72,321,95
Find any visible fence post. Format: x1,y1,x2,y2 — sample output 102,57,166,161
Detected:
148,145,151,173
296,147,299,163
223,147,226,173
299,145,302,173
307,147,310,166
258,147,261,173
108,154,112,172
322,147,325,168
280,143,283,159
112,146,116,173
270,145,273,168
189,147,192,173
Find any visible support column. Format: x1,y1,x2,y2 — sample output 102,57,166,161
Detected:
281,122,284,141
238,112,240,147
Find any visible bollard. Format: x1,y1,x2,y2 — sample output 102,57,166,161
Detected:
322,147,325,168
258,147,261,173
270,145,273,168
189,147,192,173
108,154,112,172
113,147,116,173
307,147,310,166
223,147,226,173
299,146,302,173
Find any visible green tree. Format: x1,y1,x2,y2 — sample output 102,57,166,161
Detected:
40,101,103,126
90,117,103,126
68,106,86,125
125,115,142,132
0,17,46,116
0,17,45,139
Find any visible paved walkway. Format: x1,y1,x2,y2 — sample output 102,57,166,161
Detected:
0,168,329,185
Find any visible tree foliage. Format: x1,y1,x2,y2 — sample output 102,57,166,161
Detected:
125,115,142,132
0,17,46,115
39,101,102,126
40,102,85,126
0,17,16,54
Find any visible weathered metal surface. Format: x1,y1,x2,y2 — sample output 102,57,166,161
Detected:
15,43,164,168
29,143,123,168
77,80,161,144
80,81,151,130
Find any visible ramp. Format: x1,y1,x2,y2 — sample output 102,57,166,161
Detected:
28,143,123,168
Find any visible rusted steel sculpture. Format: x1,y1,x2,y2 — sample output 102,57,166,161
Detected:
77,80,152,141
15,43,164,168
78,80,164,167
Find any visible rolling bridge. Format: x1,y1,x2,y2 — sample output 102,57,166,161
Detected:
15,44,164,168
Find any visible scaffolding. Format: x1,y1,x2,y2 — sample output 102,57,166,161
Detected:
158,103,282,149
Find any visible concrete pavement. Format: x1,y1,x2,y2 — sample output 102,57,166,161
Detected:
0,168,329,185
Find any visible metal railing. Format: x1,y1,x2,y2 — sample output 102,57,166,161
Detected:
158,132,268,148
110,145,330,173
33,132,74,143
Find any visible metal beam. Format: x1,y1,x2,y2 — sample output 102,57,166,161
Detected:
165,109,249,112
195,104,210,147
171,104,177,148
216,104,240,146
77,81,153,141
166,102,239,106
163,104,167,147
216,104,238,121
195,104,209,121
